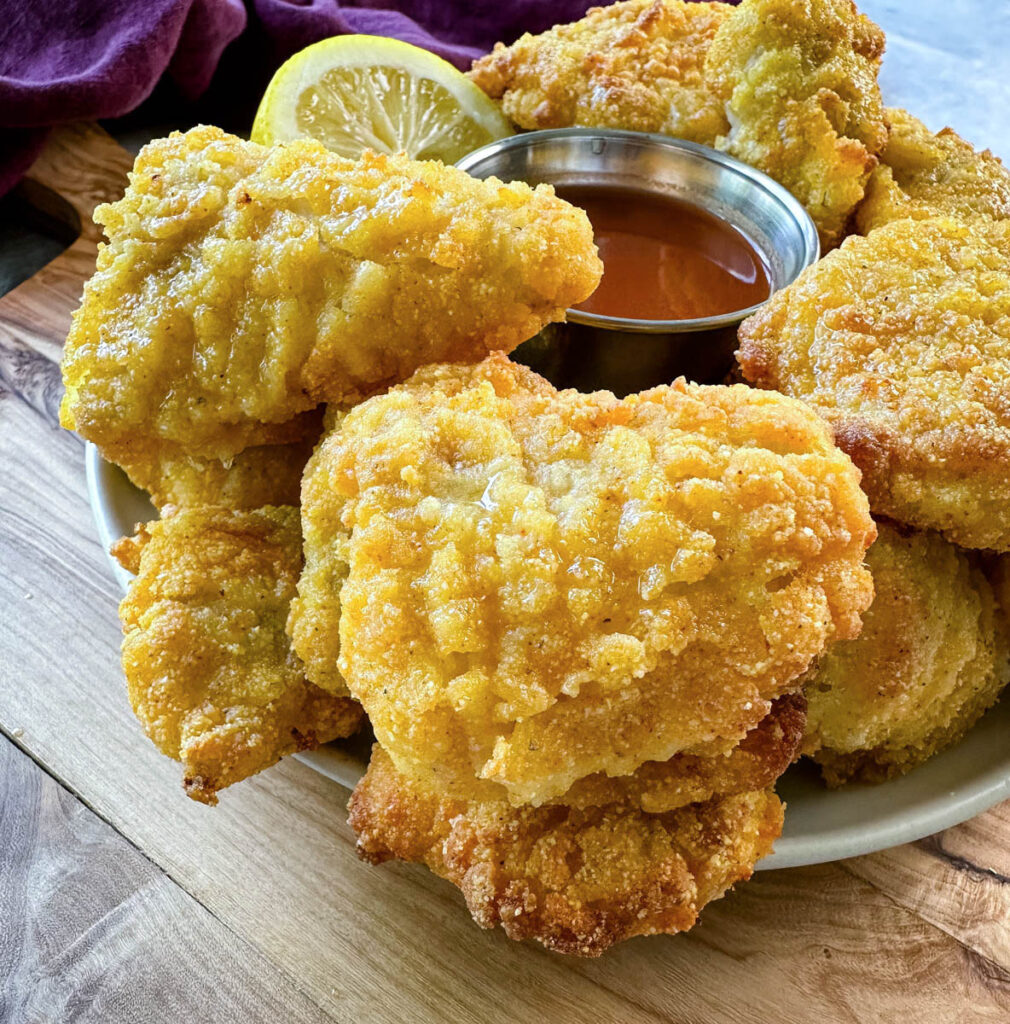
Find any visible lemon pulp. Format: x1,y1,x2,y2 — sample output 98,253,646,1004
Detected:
296,66,497,160
253,36,512,163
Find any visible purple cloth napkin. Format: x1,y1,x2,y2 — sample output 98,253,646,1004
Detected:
0,0,600,195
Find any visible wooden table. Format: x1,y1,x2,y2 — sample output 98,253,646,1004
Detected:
2,121,1009,1024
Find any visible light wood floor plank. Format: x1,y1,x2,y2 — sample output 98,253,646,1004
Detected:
1,738,334,1024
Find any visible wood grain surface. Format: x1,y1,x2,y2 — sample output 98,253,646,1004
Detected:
1,123,1009,1024
0,739,331,1024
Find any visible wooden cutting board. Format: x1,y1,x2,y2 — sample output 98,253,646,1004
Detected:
1,123,1008,1024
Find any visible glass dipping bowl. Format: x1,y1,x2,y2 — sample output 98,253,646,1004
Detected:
456,128,819,395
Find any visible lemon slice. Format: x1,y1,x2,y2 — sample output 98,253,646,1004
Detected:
251,34,512,163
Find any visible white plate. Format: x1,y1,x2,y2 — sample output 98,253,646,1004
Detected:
87,442,1010,870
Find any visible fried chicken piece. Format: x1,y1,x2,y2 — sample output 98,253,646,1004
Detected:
987,555,1010,631
468,0,732,144
115,506,362,804
704,0,887,247
292,354,874,805
737,216,1010,550
129,437,317,512
855,108,1010,234
60,125,601,479
113,411,321,510
558,694,805,812
471,0,885,247
803,522,1009,786
114,408,324,512
364,692,804,811
349,746,783,956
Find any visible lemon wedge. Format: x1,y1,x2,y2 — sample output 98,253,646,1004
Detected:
251,34,512,163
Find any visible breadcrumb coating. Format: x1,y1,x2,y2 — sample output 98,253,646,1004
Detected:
468,0,732,143
349,745,783,956
737,216,1010,550
60,125,601,474
470,0,886,249
988,555,1010,632
558,694,805,812
131,437,318,512
855,108,1010,234
704,0,887,247
804,522,1009,785
291,355,874,805
115,506,362,804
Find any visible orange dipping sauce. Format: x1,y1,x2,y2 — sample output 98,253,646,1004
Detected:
557,186,771,321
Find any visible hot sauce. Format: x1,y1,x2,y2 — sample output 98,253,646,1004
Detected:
557,185,771,320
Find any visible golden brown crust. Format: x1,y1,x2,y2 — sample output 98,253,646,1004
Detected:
804,522,1010,785
293,354,874,805
737,216,1010,550
987,554,1010,632
469,0,732,143
60,125,601,472
704,0,887,247
470,0,886,247
855,108,1010,234
470,0,887,249
349,746,783,956
558,693,806,812
127,434,318,512
117,505,362,803
96,413,323,515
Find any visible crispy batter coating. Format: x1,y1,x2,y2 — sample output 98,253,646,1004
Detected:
558,694,805,812
804,522,1009,785
130,438,317,512
292,355,874,805
60,125,601,475
354,692,803,811
468,0,732,143
855,108,1010,234
470,0,886,248
704,0,887,247
349,746,783,956
988,555,1010,631
737,216,1010,550
115,506,362,804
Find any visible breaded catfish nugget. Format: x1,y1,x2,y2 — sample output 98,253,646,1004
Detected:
60,126,601,484
737,216,1010,550
130,437,318,512
350,746,783,956
470,0,886,249
705,0,887,247
115,506,362,803
291,355,874,805
856,108,1010,234
804,523,1009,785
469,0,733,143
558,694,806,813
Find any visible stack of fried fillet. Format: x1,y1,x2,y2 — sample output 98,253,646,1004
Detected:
64,123,602,806
60,123,875,953
737,113,1010,783
471,0,1010,786
294,356,874,953
60,0,1010,955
